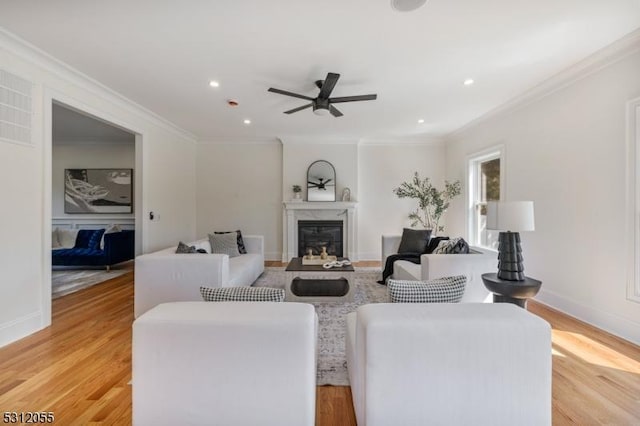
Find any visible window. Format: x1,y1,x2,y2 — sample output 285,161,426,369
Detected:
468,147,504,249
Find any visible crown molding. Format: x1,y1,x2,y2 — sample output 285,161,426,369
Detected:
358,136,445,146
53,138,135,146
0,27,197,144
278,136,359,145
197,137,281,145
449,28,640,138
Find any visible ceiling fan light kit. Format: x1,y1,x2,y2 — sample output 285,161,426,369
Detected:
268,72,377,118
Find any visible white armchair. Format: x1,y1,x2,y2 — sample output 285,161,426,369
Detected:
382,234,496,302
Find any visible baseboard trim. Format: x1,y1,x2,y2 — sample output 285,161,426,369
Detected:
535,288,640,346
357,252,381,262
0,311,43,348
264,252,282,262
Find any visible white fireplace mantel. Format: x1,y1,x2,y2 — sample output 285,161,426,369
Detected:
282,201,358,262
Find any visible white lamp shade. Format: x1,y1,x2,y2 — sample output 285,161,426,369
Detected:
486,201,535,232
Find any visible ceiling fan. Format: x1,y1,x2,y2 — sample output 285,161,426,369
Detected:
268,72,377,117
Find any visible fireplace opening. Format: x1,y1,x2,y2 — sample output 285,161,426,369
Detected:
298,220,343,257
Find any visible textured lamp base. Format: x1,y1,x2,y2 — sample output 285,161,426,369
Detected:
497,231,525,281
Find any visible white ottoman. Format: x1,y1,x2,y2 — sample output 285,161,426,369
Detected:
133,301,318,426
346,303,551,426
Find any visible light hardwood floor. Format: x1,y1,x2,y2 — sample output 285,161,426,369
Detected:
0,271,639,425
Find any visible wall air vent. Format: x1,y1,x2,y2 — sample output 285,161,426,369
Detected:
0,69,33,146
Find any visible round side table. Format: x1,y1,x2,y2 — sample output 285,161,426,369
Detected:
481,273,542,308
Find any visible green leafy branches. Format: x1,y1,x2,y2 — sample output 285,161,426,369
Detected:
393,172,462,233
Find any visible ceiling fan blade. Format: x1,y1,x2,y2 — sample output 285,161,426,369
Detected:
329,105,343,117
268,88,314,101
323,179,333,184
329,94,377,103
318,73,340,99
308,181,319,186
284,103,313,114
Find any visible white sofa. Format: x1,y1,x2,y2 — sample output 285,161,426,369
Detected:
133,301,317,426
346,303,552,426
134,235,264,317
382,234,496,302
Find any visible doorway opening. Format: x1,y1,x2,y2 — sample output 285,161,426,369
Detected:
50,101,140,299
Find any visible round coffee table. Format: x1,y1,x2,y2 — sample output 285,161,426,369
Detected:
481,273,542,308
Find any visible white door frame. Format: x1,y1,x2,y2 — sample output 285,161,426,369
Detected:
626,97,640,303
42,87,145,326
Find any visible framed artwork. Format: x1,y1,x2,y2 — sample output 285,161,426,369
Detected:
64,169,133,214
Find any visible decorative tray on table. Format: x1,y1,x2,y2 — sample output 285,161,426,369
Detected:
302,255,337,265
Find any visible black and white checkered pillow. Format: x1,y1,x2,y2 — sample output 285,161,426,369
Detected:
388,275,467,303
200,286,285,302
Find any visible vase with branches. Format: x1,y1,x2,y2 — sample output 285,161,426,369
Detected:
393,172,462,234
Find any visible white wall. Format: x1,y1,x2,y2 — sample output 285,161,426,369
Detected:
357,142,446,260
0,31,197,347
196,142,282,260
52,142,135,220
445,48,640,344
196,139,446,261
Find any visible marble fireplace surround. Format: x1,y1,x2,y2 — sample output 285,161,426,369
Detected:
282,201,358,262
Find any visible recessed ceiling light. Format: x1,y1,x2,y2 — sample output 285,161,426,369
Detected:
417,119,425,124
391,0,428,12
243,119,251,125
463,79,474,86
209,80,220,88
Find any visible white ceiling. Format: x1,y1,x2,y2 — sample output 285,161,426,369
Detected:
53,103,135,144
2,0,640,141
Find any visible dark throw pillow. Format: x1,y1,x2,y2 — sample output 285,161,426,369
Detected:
75,229,106,250
175,241,197,253
425,236,450,254
214,230,247,254
388,275,467,303
397,228,432,254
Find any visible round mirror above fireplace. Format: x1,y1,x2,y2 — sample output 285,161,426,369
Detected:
307,160,336,202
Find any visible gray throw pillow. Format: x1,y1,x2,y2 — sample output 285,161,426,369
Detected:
388,275,467,303
208,232,240,257
175,241,197,253
214,230,247,254
397,228,432,254
200,286,285,302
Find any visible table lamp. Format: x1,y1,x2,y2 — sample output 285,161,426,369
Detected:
486,201,535,281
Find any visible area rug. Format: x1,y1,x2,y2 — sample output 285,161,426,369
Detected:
254,267,389,385
52,261,133,299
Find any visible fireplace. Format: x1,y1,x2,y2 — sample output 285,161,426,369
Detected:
282,201,357,262
298,220,343,257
